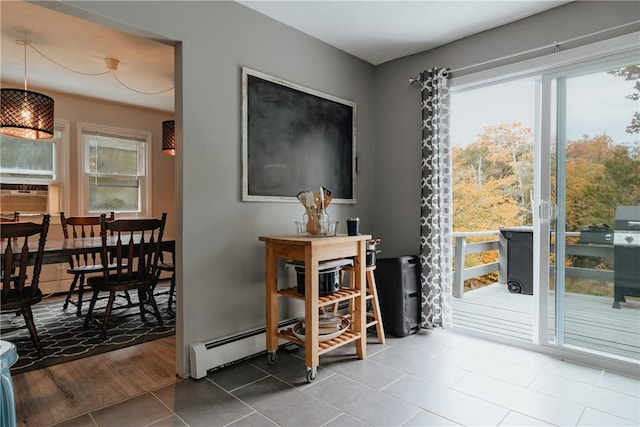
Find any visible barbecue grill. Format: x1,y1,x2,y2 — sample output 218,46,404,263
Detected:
612,206,640,308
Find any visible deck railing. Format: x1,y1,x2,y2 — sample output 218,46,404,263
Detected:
452,230,614,298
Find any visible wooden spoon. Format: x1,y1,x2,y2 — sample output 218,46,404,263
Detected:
306,209,321,235
297,191,309,209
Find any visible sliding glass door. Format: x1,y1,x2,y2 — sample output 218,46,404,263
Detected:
451,35,639,369
544,60,640,361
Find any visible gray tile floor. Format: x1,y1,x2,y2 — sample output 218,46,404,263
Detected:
54,329,639,427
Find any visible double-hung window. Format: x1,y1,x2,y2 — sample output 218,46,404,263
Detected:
0,120,69,214
78,123,151,216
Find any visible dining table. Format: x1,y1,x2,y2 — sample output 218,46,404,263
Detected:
2,235,175,266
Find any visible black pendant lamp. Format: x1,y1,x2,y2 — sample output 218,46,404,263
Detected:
162,120,175,156
0,40,54,140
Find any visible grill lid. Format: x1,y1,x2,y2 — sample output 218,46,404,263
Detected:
614,206,640,247
615,206,640,231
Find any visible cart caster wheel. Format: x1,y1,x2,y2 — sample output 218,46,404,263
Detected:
267,351,278,365
507,281,521,294
306,367,317,383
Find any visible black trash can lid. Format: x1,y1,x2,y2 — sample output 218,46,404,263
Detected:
500,226,533,235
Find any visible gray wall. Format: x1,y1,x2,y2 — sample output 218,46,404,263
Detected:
373,0,640,258
41,0,639,376
49,0,376,376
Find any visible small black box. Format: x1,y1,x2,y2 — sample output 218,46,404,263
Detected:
580,229,613,245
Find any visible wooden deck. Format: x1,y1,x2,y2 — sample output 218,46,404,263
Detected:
452,283,640,361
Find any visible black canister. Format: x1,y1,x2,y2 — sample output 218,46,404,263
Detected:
366,250,376,266
295,266,341,296
366,239,381,266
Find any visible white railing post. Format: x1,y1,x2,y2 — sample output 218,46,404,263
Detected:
453,235,466,298
498,230,507,284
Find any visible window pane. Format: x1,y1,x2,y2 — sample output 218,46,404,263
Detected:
80,125,149,216
89,177,140,212
450,79,536,229
552,63,640,360
449,78,537,341
87,137,140,175
0,135,55,180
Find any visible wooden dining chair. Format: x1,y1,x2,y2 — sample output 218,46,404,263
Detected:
0,212,20,223
154,247,175,314
1,212,21,287
60,211,116,317
1,212,20,247
84,212,167,339
0,215,50,357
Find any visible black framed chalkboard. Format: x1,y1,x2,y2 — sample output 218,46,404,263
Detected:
241,67,356,203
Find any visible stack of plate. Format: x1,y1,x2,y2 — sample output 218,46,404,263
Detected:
292,314,349,342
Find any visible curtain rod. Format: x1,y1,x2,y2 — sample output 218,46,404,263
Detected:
408,20,640,85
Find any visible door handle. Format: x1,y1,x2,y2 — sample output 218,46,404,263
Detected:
540,200,554,223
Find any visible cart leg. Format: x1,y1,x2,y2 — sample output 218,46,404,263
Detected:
265,244,279,353
354,242,367,359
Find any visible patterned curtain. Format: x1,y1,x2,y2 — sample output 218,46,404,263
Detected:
419,68,453,329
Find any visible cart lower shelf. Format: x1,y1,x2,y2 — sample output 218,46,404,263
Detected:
277,327,361,355
277,286,361,306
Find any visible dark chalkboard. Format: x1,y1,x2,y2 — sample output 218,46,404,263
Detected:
242,67,355,203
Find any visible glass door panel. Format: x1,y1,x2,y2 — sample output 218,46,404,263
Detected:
450,78,537,342
549,64,640,361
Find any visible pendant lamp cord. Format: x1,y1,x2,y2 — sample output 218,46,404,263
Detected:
23,40,109,76
15,39,174,95
17,39,29,91
110,70,174,95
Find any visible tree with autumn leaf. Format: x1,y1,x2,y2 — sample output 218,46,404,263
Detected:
453,122,533,232
563,133,639,273
452,123,533,287
453,121,639,289
565,134,640,231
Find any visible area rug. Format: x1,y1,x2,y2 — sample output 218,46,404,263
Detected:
1,289,175,375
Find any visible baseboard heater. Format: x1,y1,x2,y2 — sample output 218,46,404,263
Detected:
189,318,298,379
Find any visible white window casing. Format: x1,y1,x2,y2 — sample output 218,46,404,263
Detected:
77,122,152,217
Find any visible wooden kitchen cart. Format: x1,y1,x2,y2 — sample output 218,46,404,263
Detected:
259,234,371,382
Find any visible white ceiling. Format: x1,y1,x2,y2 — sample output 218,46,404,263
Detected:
239,1,571,65
1,1,176,112
1,1,570,112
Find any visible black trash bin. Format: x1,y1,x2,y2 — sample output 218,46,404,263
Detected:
499,226,534,295
374,256,421,337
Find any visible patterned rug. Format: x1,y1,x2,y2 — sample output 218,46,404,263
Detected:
1,287,175,375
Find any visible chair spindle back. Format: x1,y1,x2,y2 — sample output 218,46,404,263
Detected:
0,212,20,223
100,213,166,286
60,212,114,269
1,215,50,302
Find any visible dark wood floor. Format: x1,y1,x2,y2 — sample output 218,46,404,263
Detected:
12,336,178,427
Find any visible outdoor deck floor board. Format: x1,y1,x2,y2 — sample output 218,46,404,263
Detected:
452,283,640,361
